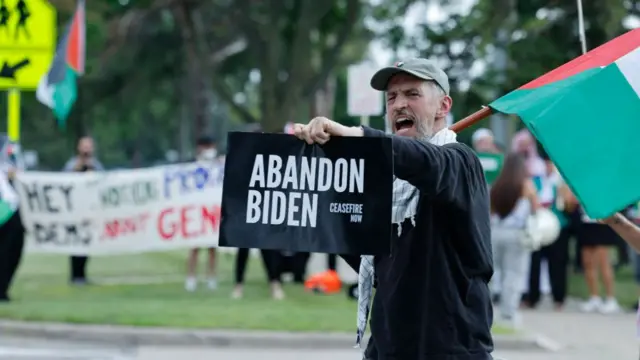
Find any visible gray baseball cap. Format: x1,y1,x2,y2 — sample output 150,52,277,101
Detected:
370,58,450,95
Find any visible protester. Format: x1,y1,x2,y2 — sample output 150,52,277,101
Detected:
511,130,546,178
185,136,220,292
231,124,285,300
0,165,23,302
578,207,621,313
489,152,538,328
63,136,104,285
522,154,575,310
622,204,640,309
232,248,285,300
472,128,501,154
511,131,552,299
293,58,493,359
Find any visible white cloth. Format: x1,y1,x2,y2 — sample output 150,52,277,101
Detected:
0,171,19,211
355,128,458,347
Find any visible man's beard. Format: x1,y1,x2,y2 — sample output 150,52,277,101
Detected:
414,118,435,141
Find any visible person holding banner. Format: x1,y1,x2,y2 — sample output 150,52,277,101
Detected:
293,58,493,359
185,136,221,292
63,136,104,286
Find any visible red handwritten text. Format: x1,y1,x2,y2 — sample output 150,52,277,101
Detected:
157,205,221,240
102,213,150,240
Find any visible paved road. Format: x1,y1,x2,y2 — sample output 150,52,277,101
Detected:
0,336,633,360
1,301,638,360
0,339,547,360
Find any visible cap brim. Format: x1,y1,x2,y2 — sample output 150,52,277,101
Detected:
370,67,434,91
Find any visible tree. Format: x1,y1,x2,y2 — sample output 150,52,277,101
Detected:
372,0,634,142
209,0,370,132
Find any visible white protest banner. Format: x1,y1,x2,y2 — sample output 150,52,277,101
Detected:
15,162,224,255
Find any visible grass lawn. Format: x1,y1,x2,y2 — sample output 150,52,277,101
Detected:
0,250,513,334
567,264,638,308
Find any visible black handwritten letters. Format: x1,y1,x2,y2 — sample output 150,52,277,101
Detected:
21,182,74,213
220,132,394,255
100,180,158,208
19,179,93,247
34,220,92,246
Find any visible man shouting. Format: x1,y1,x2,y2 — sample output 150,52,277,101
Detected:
293,58,494,359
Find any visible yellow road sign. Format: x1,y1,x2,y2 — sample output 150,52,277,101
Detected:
0,0,56,90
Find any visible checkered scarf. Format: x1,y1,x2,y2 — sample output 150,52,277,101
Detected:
355,128,458,348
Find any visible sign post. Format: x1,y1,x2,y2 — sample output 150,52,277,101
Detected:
0,0,57,141
7,89,19,140
347,63,383,127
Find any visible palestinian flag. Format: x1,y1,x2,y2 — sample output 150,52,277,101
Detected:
36,0,85,128
490,28,640,219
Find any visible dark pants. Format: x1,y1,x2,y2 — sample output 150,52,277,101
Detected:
234,248,281,284
70,256,89,282
525,226,573,306
0,212,25,300
277,252,309,283
328,254,337,271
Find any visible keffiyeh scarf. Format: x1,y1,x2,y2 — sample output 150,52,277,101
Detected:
355,128,458,348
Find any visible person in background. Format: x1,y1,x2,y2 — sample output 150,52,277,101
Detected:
63,136,104,286
577,205,621,314
0,161,24,302
522,154,575,310
622,203,640,310
185,136,220,292
510,130,551,302
231,124,285,300
490,152,539,328
472,128,501,154
232,248,285,300
511,129,545,177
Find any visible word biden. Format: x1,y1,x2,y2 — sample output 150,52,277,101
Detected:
246,154,365,227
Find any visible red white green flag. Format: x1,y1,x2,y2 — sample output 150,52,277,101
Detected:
36,0,85,129
490,28,640,219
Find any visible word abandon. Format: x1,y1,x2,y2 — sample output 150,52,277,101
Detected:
246,155,365,227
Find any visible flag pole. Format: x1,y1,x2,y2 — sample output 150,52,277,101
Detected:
576,0,588,55
449,107,493,133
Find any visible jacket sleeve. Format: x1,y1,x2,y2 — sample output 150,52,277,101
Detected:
362,126,486,206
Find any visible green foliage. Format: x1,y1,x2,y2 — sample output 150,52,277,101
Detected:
6,0,637,168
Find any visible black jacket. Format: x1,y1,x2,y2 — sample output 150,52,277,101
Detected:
352,127,494,360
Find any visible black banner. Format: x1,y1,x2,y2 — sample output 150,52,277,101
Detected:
220,132,393,255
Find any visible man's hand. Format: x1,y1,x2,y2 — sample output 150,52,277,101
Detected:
292,117,363,144
72,157,86,171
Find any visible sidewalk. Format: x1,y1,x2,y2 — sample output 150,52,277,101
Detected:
0,319,542,351
516,301,639,359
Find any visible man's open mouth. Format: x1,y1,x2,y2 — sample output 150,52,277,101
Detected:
395,118,415,132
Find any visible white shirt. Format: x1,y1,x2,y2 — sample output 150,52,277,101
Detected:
0,171,19,211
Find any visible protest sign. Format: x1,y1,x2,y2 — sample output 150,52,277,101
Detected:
476,152,504,185
219,132,393,255
15,161,224,255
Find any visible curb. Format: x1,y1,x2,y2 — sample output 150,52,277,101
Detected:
0,320,557,351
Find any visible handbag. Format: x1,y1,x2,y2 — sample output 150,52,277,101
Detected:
521,207,561,250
